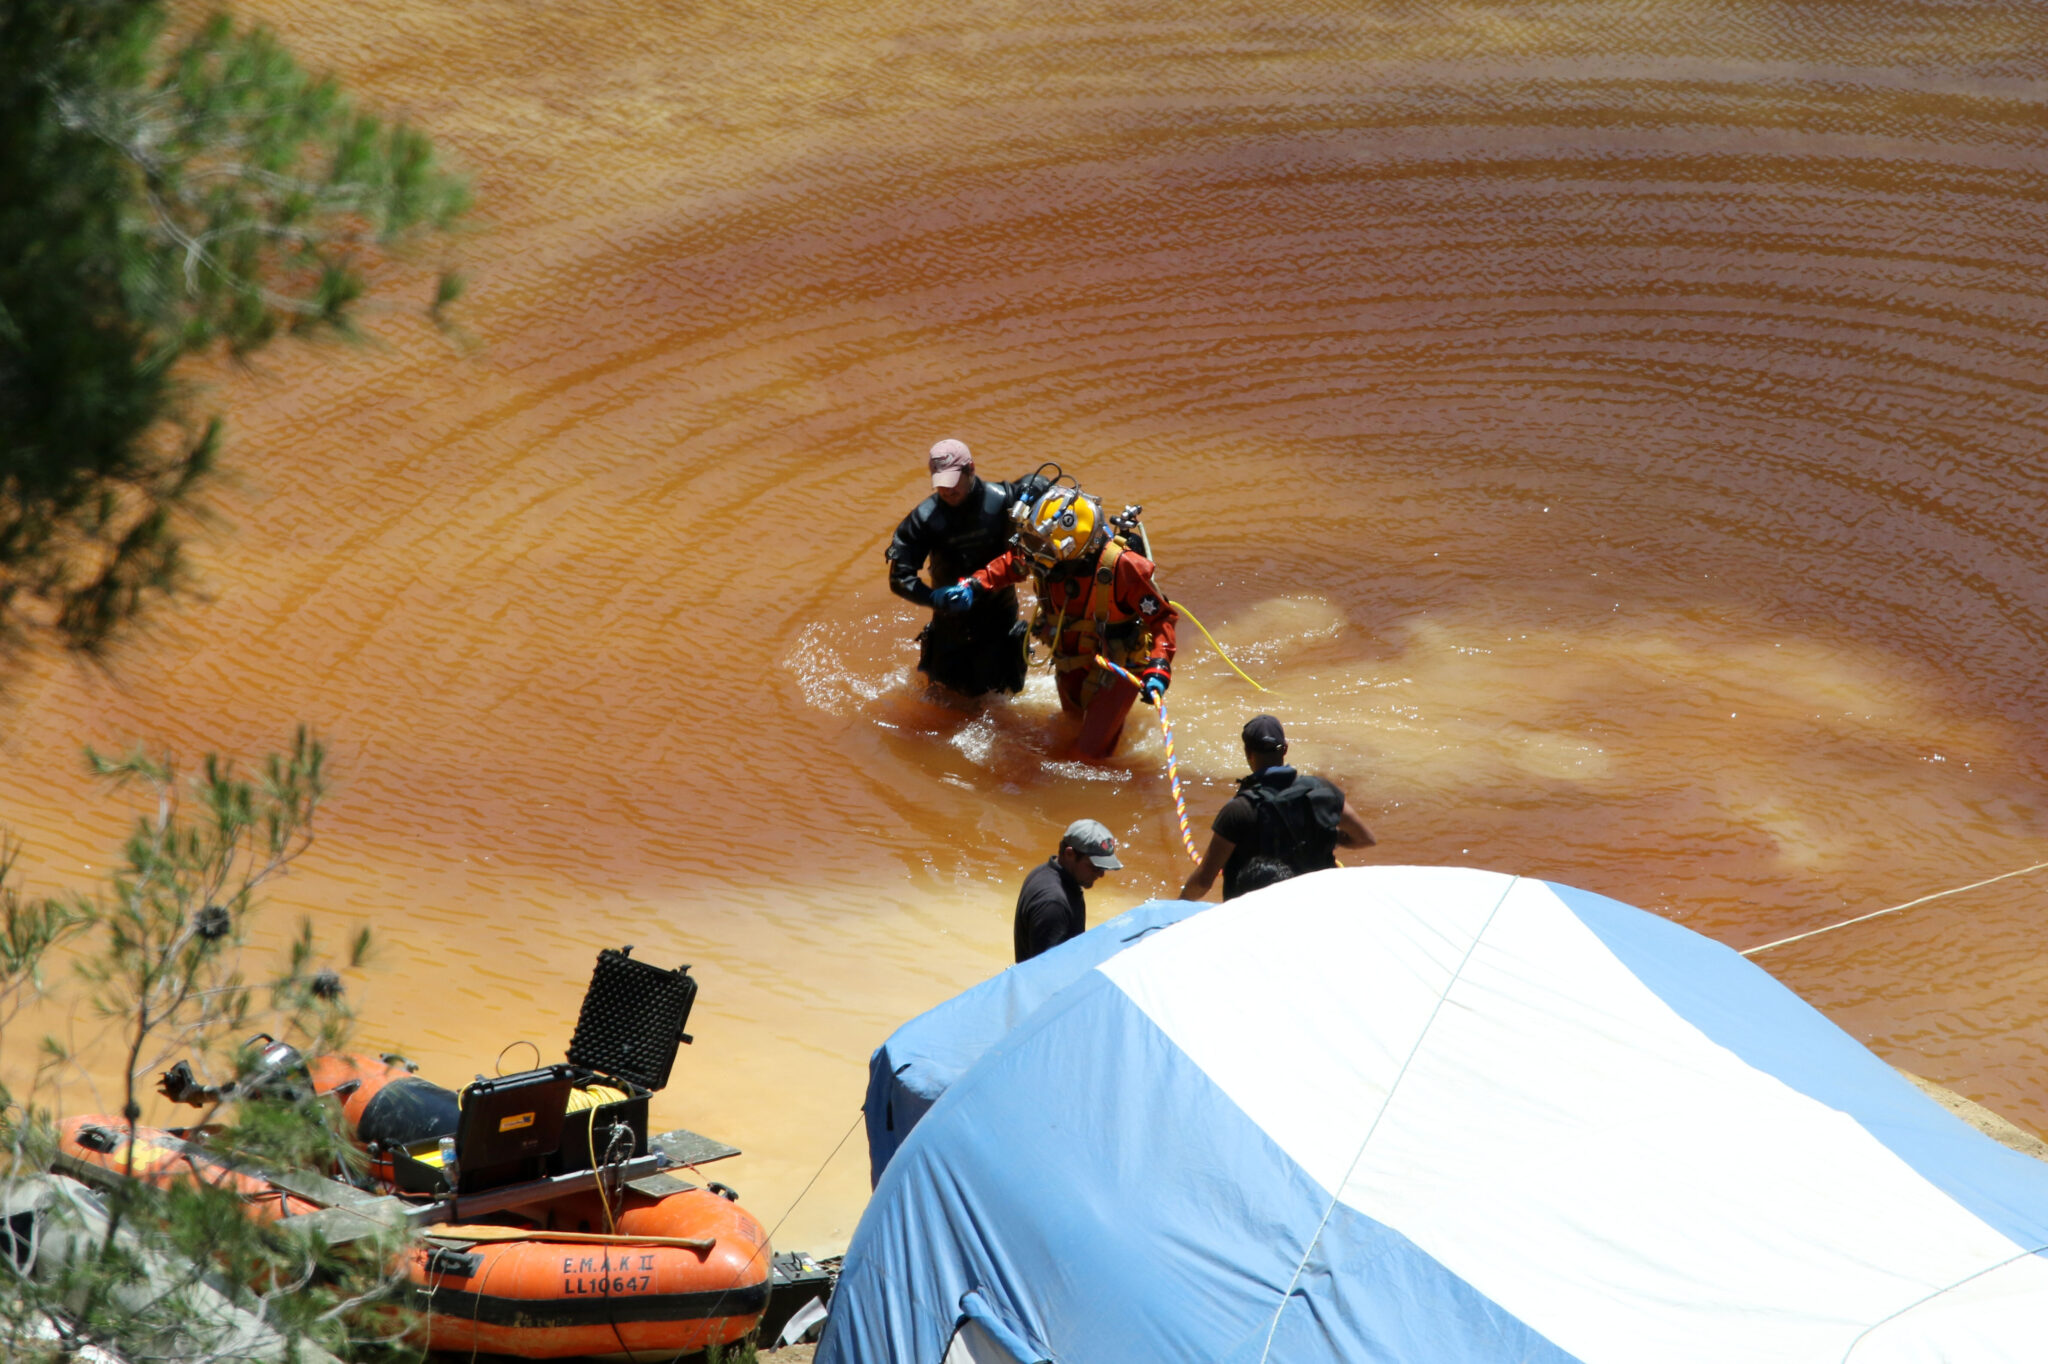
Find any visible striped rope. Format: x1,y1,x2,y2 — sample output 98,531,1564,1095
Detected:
1156,694,1200,864
1095,654,1201,864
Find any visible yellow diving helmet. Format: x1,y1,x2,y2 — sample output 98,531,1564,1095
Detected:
1014,487,1107,571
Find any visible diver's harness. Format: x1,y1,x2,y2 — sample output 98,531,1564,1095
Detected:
1035,539,1149,675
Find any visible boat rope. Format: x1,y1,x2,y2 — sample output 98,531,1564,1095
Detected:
1154,695,1200,865
763,1109,862,1250
1094,654,1200,863
1167,599,1270,693
462,1233,507,1364
1740,859,2048,957
693,1108,865,1335
1255,876,1519,1364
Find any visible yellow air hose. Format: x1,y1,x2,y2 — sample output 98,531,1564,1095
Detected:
1167,600,1270,693
1132,517,1266,691
572,1083,631,1234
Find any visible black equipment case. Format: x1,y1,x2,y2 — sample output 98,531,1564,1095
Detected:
547,946,697,1175
390,1063,579,1195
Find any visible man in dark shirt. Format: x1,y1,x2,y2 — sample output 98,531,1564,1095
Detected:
1014,819,1123,962
884,439,1048,697
1179,715,1374,901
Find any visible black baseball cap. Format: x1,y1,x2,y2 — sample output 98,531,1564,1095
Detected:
1242,715,1287,751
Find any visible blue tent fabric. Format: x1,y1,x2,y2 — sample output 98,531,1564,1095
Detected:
1548,880,2048,1249
845,970,1574,1364
823,867,2048,1364
861,897,1210,1186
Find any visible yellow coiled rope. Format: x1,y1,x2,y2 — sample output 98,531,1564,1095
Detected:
455,1081,629,1112
567,1083,630,1112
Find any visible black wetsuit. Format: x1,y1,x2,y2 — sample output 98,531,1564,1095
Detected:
885,473,1047,695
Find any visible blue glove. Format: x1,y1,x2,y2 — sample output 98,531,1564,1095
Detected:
1141,672,1169,705
931,581,977,614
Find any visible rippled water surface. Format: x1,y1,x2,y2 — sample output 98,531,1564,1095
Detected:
4,1,2048,1249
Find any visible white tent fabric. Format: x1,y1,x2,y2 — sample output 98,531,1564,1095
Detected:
823,867,2048,1363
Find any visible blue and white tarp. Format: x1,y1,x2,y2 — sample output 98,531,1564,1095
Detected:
862,897,1210,1185
822,866,2048,1363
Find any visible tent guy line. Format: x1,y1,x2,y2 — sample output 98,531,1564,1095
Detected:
1741,859,2048,958
698,1108,862,1335
1839,1236,2048,1363
1255,875,1522,1364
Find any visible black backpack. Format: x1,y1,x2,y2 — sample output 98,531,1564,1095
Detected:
1238,773,1343,873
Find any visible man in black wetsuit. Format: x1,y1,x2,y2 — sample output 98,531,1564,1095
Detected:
1179,715,1376,900
885,439,1047,696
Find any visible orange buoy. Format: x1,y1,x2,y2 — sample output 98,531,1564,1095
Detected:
55,1115,323,1223
407,1187,771,1359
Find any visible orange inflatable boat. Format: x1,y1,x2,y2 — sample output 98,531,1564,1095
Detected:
55,1115,324,1223
406,1184,771,1359
59,951,780,1358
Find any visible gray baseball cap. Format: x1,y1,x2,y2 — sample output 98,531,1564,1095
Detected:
1062,819,1124,870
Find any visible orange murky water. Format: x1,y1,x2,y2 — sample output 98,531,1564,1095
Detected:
4,1,2048,1252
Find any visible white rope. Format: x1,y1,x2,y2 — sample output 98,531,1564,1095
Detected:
1839,1240,2048,1361
1740,860,2048,957
1254,876,1520,1363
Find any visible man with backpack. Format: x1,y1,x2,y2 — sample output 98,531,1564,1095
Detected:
1178,715,1374,900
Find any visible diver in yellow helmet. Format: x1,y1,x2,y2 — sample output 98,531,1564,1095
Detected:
1017,488,1110,573
932,483,1179,760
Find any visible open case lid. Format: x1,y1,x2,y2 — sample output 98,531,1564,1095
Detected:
566,946,697,1092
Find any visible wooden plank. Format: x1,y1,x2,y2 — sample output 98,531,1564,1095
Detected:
423,1225,712,1251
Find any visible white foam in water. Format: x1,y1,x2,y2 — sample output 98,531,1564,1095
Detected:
1039,758,1133,783
949,710,998,766
786,618,904,715
793,593,1351,783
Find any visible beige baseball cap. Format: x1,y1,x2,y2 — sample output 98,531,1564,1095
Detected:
929,438,974,489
